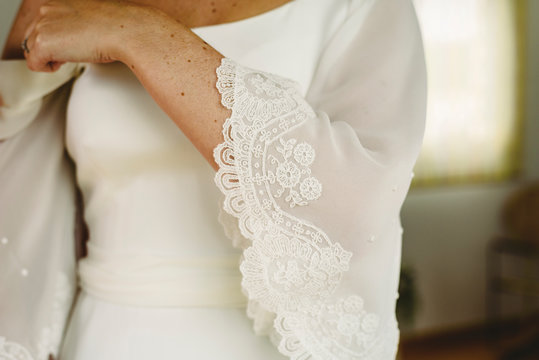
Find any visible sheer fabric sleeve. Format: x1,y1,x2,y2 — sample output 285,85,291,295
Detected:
0,60,82,360
0,59,80,139
213,0,426,359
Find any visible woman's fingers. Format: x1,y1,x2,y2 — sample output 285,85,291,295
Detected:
22,1,72,72
21,0,140,71
23,34,53,72
22,10,38,54
23,8,54,72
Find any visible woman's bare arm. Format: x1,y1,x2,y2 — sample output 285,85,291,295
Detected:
21,0,237,169
117,10,231,170
21,0,292,168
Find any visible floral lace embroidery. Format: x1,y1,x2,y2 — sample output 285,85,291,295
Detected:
36,273,72,360
0,337,34,360
0,237,71,360
214,58,396,359
0,272,71,360
271,138,321,208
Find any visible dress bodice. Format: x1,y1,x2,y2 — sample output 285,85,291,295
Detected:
65,0,348,306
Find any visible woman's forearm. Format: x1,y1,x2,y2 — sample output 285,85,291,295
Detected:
115,9,230,170
20,1,231,169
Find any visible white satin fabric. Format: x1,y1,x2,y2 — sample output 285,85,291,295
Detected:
66,0,345,308
60,2,344,358
0,0,426,359
60,293,286,360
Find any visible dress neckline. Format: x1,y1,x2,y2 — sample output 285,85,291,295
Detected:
191,0,297,30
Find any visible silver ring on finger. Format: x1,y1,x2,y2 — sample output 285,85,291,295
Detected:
21,37,30,53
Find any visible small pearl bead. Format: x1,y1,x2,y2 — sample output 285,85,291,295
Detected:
1,237,8,245
411,172,415,178
21,268,29,277
399,227,404,235
368,235,376,243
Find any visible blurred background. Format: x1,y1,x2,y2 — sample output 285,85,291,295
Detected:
397,0,539,359
1,0,537,359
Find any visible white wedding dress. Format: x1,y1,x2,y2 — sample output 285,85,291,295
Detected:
0,0,426,359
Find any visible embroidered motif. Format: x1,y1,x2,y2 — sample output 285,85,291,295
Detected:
270,138,322,208
36,273,72,360
275,296,381,358
0,337,34,360
0,273,71,360
0,249,71,360
214,58,396,359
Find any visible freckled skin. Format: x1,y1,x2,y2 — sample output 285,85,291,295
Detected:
4,0,302,59
2,0,294,169
124,0,293,29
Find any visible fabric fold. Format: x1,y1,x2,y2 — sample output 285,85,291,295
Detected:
0,60,81,139
78,242,246,308
0,79,79,360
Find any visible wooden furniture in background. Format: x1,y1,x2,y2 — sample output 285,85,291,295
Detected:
486,180,539,359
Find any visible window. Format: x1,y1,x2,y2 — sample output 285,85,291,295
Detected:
412,0,525,185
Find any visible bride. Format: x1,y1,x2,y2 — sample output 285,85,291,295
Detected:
0,0,426,359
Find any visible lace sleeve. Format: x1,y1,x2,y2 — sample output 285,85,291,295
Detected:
212,0,426,359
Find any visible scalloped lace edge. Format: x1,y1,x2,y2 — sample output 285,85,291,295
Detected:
213,57,399,360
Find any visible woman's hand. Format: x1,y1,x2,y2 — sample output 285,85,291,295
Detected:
23,0,230,169
23,0,161,72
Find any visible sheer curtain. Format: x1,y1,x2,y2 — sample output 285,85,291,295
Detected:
412,0,524,185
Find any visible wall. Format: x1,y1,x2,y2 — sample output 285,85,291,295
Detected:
0,1,19,52
401,0,539,334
